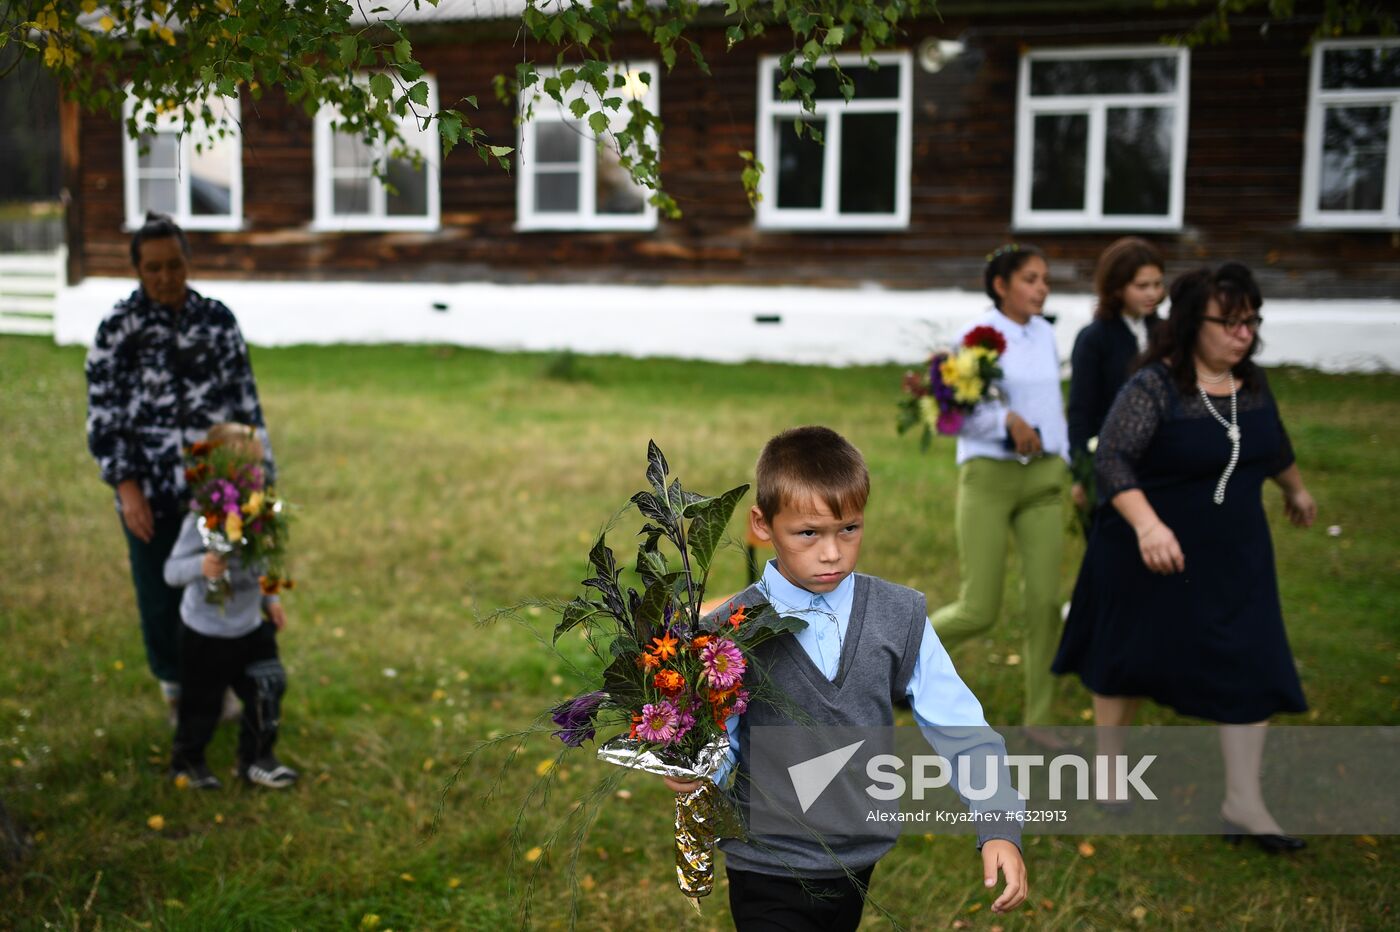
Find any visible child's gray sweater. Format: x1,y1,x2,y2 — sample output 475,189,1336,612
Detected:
163,513,277,638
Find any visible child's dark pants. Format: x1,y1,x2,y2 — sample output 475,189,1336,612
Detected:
727,865,874,932
173,621,285,768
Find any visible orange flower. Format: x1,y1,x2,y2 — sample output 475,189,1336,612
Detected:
649,632,679,661
636,651,660,670
260,576,280,595
189,441,211,458
627,713,643,739
690,635,712,652
653,669,685,696
728,605,748,629
204,513,222,529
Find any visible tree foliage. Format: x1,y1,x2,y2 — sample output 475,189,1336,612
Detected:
1,0,1394,216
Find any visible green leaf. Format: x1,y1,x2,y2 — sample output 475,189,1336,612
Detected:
370,73,394,102
645,441,669,495
488,144,514,157
824,25,845,46
338,35,357,68
553,597,609,643
568,97,589,119
407,80,430,106
682,483,750,581
588,111,609,136
394,38,412,63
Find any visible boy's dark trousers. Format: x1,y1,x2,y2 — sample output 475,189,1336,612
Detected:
727,865,874,932
173,622,285,768
120,512,185,684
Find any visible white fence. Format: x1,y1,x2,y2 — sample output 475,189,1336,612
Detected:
0,247,65,336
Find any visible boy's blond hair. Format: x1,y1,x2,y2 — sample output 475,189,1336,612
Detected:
206,422,264,462
755,426,870,521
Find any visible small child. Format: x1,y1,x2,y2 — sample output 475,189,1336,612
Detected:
163,423,298,790
665,426,1026,929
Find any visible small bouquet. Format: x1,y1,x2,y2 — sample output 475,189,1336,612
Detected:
545,443,804,907
184,439,292,605
1070,435,1099,535
897,325,1008,448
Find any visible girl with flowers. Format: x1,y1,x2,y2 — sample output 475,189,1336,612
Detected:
162,423,298,790
928,244,1071,745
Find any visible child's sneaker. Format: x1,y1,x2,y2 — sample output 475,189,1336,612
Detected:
238,756,299,789
171,763,223,790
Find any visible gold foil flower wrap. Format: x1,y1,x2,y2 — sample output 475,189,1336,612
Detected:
597,736,740,906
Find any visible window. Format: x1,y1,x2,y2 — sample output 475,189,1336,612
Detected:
122,93,242,230
1301,40,1400,229
1014,47,1189,230
313,76,440,231
755,52,912,230
516,62,659,231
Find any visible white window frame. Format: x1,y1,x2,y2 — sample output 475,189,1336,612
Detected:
312,75,441,232
121,91,243,231
515,61,660,232
1300,39,1400,230
754,51,913,231
1013,45,1189,231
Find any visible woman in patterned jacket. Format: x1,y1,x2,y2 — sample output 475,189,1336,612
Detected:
85,213,274,720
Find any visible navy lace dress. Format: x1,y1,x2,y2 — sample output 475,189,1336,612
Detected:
1052,363,1308,723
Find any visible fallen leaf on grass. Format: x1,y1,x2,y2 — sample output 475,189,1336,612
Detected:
400,873,415,883
1077,841,1096,857
1131,905,1148,921
966,903,982,914
1041,898,1055,911
525,847,543,863
359,916,381,930
535,759,555,777
173,774,190,790
447,877,461,889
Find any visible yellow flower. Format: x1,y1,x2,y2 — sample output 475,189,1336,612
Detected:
36,6,60,31
953,348,981,382
917,395,938,426
174,774,190,790
953,377,984,405
225,512,243,541
359,916,381,931
99,15,115,32
159,26,176,46
43,44,63,68
147,814,166,831
81,0,97,12
524,846,543,862
242,491,265,516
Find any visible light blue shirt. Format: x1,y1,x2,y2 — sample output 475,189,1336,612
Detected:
713,563,1022,847
954,307,1070,466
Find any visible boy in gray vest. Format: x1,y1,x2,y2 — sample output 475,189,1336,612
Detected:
667,426,1026,930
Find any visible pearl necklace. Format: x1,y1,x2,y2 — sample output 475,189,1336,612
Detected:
1198,374,1240,505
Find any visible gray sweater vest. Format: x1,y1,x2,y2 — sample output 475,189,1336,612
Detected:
718,573,926,878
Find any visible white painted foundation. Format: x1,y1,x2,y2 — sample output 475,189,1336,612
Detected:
54,278,1400,373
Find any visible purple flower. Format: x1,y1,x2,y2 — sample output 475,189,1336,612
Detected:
549,690,606,747
701,638,746,691
636,699,682,744
673,700,697,742
936,408,964,435
731,688,750,716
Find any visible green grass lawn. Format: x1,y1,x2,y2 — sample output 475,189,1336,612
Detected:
1,336,1396,930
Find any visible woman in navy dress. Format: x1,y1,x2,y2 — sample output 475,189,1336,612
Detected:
1053,262,1317,850
1067,237,1165,529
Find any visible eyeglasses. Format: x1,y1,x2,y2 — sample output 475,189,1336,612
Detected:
1203,315,1263,333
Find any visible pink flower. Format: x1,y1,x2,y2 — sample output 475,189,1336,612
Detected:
636,700,681,744
673,702,697,742
936,408,964,435
701,639,746,691
731,689,750,716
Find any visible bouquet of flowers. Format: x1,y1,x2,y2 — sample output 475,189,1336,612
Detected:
544,442,804,907
184,439,292,605
897,325,1008,448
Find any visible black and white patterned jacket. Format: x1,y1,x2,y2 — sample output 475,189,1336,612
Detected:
85,287,274,519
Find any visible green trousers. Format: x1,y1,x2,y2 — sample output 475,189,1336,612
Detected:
121,512,186,685
931,456,1068,726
